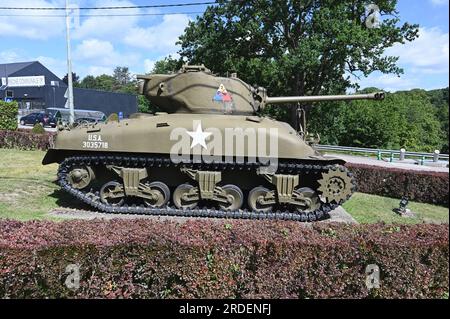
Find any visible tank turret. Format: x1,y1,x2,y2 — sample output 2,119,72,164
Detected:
138,64,384,115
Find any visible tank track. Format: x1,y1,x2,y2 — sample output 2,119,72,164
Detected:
57,155,355,222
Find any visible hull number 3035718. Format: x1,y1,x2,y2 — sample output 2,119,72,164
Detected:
82,134,109,149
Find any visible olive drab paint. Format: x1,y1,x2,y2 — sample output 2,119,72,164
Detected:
42,64,384,221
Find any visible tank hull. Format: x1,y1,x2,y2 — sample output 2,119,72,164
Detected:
43,113,335,164
43,113,354,222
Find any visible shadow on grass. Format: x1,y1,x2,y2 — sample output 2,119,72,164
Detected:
0,176,56,185
48,187,97,212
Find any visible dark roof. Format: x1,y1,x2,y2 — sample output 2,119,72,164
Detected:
0,61,37,77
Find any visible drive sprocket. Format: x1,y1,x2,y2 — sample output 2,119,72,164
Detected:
317,166,355,204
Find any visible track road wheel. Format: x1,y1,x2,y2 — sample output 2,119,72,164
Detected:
67,165,95,190
219,184,244,211
143,181,170,208
173,184,199,210
248,186,274,213
293,187,321,213
100,181,125,207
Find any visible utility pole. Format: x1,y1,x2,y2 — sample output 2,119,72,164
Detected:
65,0,75,124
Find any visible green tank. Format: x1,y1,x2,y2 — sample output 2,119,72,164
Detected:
43,65,384,221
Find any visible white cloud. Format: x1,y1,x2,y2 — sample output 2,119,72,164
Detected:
0,48,67,77
124,14,190,53
85,66,114,77
0,0,65,40
143,52,179,73
143,59,156,73
386,27,449,74
0,50,23,63
35,55,67,77
74,39,140,69
354,27,449,92
72,0,143,40
357,73,419,92
430,0,449,6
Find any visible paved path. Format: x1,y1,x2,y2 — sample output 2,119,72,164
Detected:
47,206,358,224
324,153,449,173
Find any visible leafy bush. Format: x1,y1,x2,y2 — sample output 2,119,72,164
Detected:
0,129,54,150
347,163,449,206
0,219,447,299
0,101,18,130
106,113,119,122
31,123,46,134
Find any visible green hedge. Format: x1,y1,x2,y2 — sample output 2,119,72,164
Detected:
0,219,447,298
0,101,18,130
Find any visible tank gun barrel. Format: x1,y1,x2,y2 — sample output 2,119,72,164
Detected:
265,92,385,105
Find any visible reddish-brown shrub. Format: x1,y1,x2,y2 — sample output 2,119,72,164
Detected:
347,163,449,206
0,129,54,151
0,219,447,299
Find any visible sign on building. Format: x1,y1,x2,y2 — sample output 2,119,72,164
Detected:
1,75,45,87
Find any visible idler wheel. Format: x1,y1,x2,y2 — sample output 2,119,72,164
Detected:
173,184,199,210
292,187,321,213
100,181,125,207
67,165,95,190
219,184,244,211
143,181,170,208
248,186,274,213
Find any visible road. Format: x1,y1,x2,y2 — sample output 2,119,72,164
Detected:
324,153,449,172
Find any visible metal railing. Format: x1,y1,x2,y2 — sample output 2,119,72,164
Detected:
315,144,449,165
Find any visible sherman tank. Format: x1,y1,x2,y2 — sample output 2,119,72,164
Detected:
42,64,384,221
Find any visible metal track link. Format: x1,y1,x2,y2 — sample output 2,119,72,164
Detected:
57,155,355,222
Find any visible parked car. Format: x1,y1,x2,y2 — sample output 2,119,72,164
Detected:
74,117,104,125
46,108,106,126
19,112,58,128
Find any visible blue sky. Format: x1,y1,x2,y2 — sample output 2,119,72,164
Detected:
0,0,448,92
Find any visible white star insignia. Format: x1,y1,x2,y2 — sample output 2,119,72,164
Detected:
186,122,212,149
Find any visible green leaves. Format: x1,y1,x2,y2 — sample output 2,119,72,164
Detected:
178,0,418,97
0,101,18,131
308,89,446,152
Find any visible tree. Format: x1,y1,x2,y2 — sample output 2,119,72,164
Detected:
178,0,419,126
78,75,97,89
308,88,443,152
88,74,115,91
113,66,132,86
427,88,449,153
62,72,80,86
151,56,182,74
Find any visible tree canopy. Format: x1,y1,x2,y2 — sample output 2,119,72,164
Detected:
308,88,448,152
178,0,418,98
62,72,80,86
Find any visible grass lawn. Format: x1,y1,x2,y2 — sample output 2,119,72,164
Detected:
0,148,65,220
0,148,448,223
343,193,449,224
